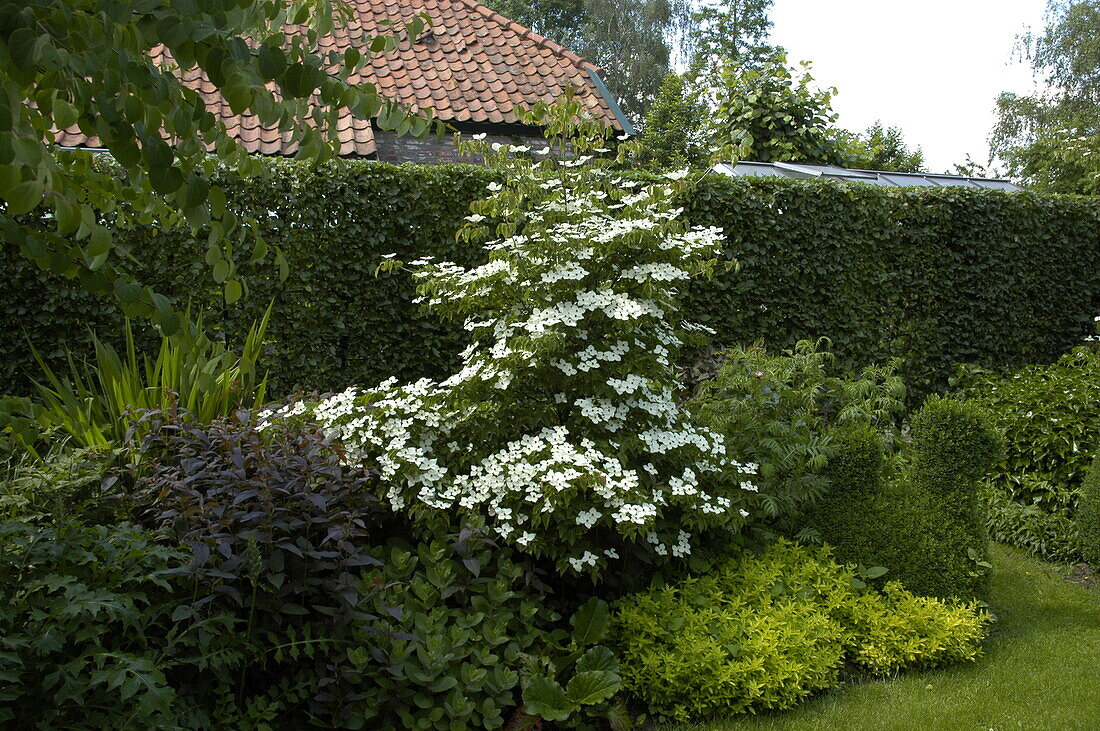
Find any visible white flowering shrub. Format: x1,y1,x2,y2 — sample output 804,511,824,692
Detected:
265,97,758,575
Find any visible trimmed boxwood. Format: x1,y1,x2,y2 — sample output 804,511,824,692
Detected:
1079,455,1100,567
808,397,1002,599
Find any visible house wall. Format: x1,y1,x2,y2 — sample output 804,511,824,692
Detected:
371,129,544,165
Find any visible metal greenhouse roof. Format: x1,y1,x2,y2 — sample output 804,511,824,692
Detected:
713,161,1021,190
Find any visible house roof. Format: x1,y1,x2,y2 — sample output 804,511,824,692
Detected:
715,162,1021,191
55,0,630,157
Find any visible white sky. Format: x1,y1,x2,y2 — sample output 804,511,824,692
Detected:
769,0,1050,173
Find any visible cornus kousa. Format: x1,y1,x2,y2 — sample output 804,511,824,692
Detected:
262,97,758,575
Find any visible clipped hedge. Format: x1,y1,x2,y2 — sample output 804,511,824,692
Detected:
681,179,1100,394
1,161,492,397
2,161,1098,398
808,397,1002,600
1080,455,1100,566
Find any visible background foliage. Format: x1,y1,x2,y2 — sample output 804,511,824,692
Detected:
689,339,905,534
483,0,693,119
992,0,1100,194
955,343,1100,561
0,520,216,727
2,162,1097,402
709,53,847,165
0,0,434,328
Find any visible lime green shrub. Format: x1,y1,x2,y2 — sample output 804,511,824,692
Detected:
955,344,1100,560
611,541,990,722
1079,455,1100,566
844,583,993,674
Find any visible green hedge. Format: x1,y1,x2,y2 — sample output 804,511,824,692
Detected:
2,161,1098,398
681,179,1100,394
1,161,493,397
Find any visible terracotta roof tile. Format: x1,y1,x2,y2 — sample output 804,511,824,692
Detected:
55,0,627,157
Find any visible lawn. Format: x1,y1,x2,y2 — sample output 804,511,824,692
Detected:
683,544,1100,730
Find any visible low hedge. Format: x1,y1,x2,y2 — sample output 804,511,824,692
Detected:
611,540,991,723
2,160,1097,398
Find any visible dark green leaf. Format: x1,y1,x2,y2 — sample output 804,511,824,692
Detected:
523,677,574,721
564,670,621,706
5,180,43,215
575,646,619,674
572,598,611,647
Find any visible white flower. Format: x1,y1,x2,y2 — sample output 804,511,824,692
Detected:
294,128,749,576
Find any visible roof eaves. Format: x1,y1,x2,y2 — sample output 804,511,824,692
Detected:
586,68,634,135
773,161,820,179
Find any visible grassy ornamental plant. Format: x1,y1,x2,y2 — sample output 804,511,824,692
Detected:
26,307,270,452
264,97,759,576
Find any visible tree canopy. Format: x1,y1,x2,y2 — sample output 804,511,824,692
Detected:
484,0,704,122
0,0,433,332
484,0,587,50
689,0,775,74
845,123,925,173
632,73,710,170
711,54,846,166
992,0,1100,194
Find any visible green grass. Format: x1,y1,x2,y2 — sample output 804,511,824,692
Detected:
682,543,1100,731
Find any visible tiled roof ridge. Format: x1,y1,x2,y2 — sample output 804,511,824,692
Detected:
453,0,600,74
